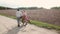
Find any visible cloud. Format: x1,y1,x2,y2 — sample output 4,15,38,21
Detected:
0,0,60,9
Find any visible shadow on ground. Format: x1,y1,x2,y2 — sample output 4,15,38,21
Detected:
5,25,26,34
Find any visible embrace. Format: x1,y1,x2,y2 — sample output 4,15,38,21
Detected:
16,9,31,27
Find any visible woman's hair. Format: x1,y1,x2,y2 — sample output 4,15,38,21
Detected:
23,10,25,12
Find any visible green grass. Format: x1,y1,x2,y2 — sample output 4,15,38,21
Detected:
0,14,16,19
0,14,60,30
30,20,60,30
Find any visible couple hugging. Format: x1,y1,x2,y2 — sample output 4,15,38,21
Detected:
16,9,31,27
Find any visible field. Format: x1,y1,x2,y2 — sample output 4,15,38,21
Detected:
0,9,60,26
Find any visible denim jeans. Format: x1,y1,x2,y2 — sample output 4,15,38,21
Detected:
17,17,22,25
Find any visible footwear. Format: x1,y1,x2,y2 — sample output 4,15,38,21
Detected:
18,25,20,27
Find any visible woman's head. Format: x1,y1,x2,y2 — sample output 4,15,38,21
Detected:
22,10,25,12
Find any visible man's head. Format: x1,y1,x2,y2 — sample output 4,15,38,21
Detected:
17,9,19,11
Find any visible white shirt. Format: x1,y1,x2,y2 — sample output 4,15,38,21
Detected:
16,10,22,17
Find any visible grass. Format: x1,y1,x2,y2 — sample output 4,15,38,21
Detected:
0,14,60,30
30,20,60,30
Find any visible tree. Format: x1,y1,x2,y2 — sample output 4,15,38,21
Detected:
0,6,12,10
51,7,60,9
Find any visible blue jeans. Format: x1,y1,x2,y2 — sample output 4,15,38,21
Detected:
17,17,22,25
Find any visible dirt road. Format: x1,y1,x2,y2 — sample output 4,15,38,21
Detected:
0,15,59,34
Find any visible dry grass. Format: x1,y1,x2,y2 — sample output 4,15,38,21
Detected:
0,9,60,26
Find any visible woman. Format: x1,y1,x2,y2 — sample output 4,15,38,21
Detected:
22,10,31,25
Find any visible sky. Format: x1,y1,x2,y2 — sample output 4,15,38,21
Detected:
0,0,60,9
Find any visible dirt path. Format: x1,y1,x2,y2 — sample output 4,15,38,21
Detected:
0,15,59,34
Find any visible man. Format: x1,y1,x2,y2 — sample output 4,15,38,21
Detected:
16,9,22,27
